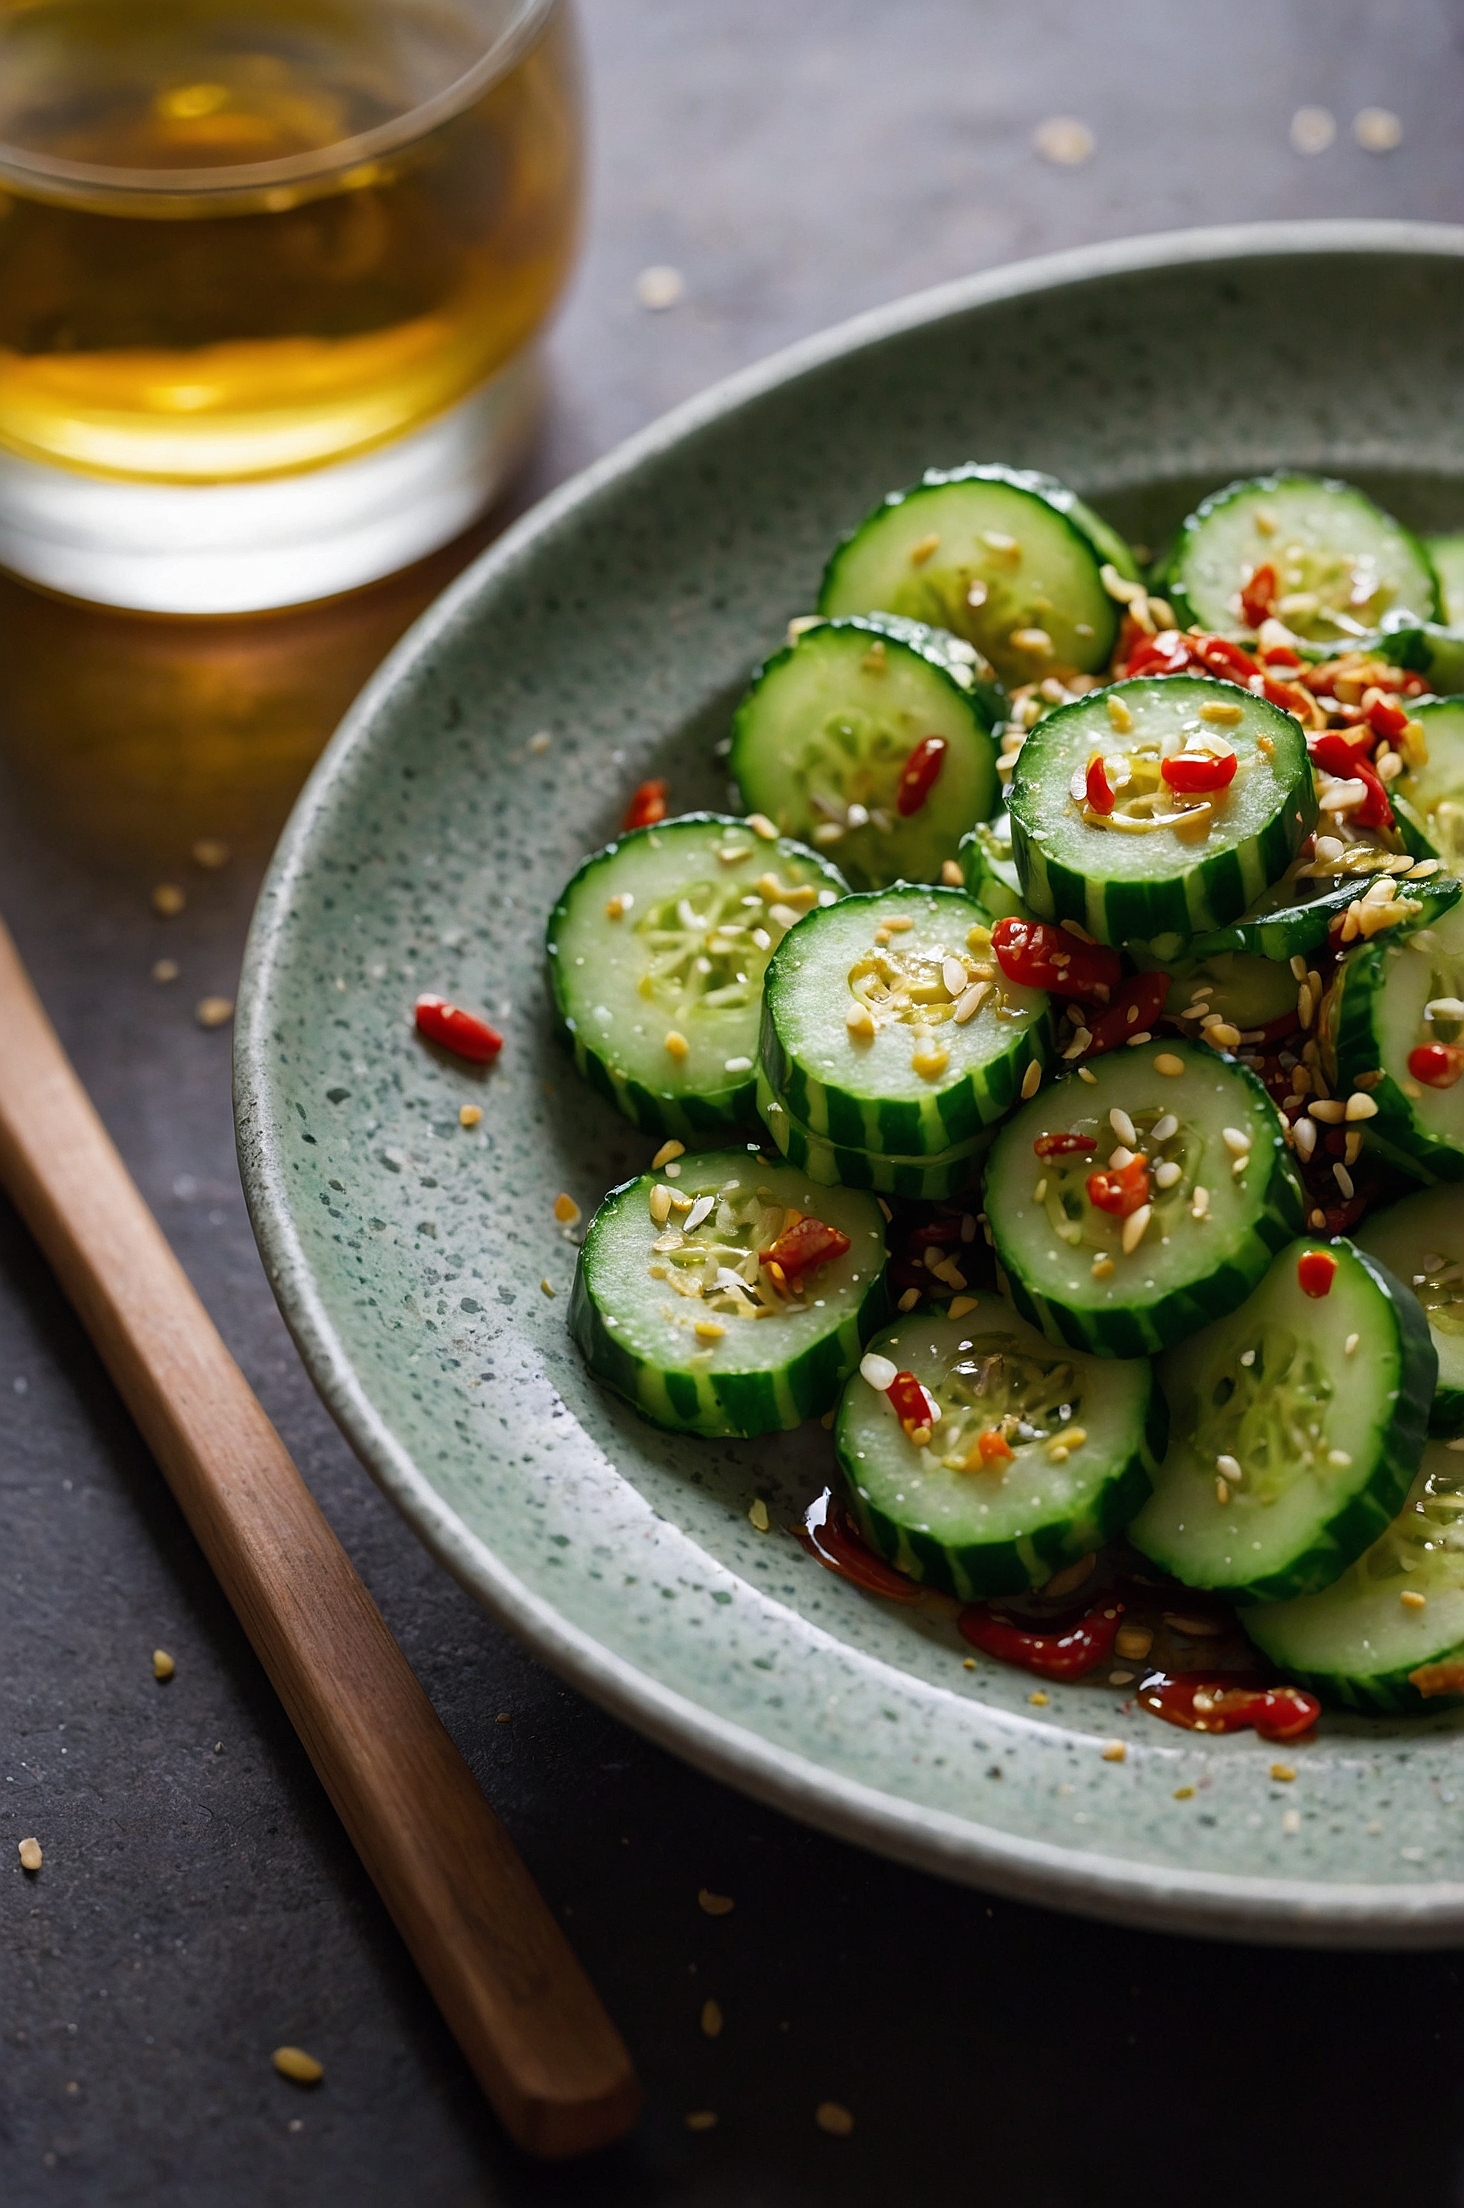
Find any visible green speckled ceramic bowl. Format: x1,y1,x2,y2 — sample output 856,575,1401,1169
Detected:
237,223,1464,1945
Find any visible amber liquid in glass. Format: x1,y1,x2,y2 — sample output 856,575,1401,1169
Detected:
0,0,581,484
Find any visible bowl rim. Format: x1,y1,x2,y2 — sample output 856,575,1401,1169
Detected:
236,219,1464,1947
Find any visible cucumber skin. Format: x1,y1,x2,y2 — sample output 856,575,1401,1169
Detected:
545,812,847,1143
1162,473,1441,636
991,1058,1306,1357
1008,680,1316,947
755,1071,992,1201
1431,1379,1464,1439
1327,912,1464,1186
570,1177,893,1438
1138,1244,1435,1605
1191,873,1461,964
843,1389,1164,1602
759,886,1052,1156
958,821,1035,922
1244,1647,1464,1717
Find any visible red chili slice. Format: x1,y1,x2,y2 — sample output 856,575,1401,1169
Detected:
958,1598,1122,1681
1084,971,1171,1056
414,994,503,1063
759,1214,851,1276
1367,695,1411,741
1296,1249,1338,1298
1122,629,1195,679
1409,1043,1464,1089
1262,673,1314,720
1085,753,1116,814
1160,749,1237,794
991,916,1122,1001
1138,1673,1320,1741
1260,642,1303,669
896,735,947,816
1308,729,1394,830
1191,632,1260,684
887,1370,937,1431
977,1428,1015,1465
1240,563,1278,630
623,778,669,830
1086,1155,1152,1218
1033,1131,1098,1158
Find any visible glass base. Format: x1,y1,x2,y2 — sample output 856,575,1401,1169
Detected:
0,346,542,614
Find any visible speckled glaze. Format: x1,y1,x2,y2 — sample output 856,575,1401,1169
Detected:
237,224,1464,1946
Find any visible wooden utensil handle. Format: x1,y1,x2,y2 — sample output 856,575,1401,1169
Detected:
0,918,639,2158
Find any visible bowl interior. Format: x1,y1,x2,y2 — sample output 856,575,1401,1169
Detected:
238,230,1464,1941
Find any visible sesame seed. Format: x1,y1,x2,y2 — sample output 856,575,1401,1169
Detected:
459,1104,482,1128
1327,1449,1351,1468
1033,114,1094,166
540,1278,556,1298
1281,1806,1302,1835
966,579,989,608
701,1999,724,2039
664,1030,690,1059
1293,1116,1317,1161
941,859,964,886
845,1001,876,1037
685,2111,719,2132
1204,1020,1242,1049
694,1319,725,1342
1009,627,1053,655
897,1287,921,1312
1271,1763,1297,1783
1217,1454,1242,1483
1200,700,1244,726
1191,1186,1210,1219
912,1044,950,1080
528,730,552,755
1173,1786,1195,1801
553,1192,582,1225
152,882,186,917
1121,1203,1152,1255
1344,1092,1379,1121
1309,1098,1345,1124
1344,1333,1359,1355
1078,1065,1098,1084
815,2102,855,2136
605,893,632,919
153,1649,175,1680
1106,694,1134,733
18,1837,42,1871
1020,1059,1042,1100
272,2047,324,2085
748,1498,770,1532
1154,1053,1185,1077
909,532,940,565
1101,1740,1126,1762
953,983,990,1025
1333,1162,1355,1199
1309,1207,1326,1229
195,996,234,1029
1091,1255,1115,1279
1215,1477,1230,1504
1109,1106,1137,1146
648,1183,673,1225
948,1295,977,1318
746,814,778,841
724,1055,753,1075
152,958,180,984
192,836,230,868
1353,105,1402,152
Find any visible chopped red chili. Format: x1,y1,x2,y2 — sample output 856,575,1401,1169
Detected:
896,735,947,816
958,1598,1122,1681
1161,749,1237,794
1366,695,1411,741
1190,632,1260,684
1240,563,1278,630
1122,629,1194,679
1033,1131,1098,1158
1409,1043,1464,1089
414,994,503,1063
1084,971,1171,1056
1259,641,1303,669
1262,672,1314,720
1087,1155,1152,1218
1296,1248,1338,1298
991,916,1122,1001
759,1214,851,1276
977,1427,1015,1465
623,778,669,831
1085,752,1116,814
1308,730,1394,830
1138,1672,1320,1741
886,1370,937,1431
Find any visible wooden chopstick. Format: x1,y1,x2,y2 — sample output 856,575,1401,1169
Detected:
0,915,640,2159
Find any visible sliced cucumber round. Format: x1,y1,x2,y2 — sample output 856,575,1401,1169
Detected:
1326,882,1464,1182
959,811,1033,921
1426,533,1464,628
1243,1443,1464,1711
1129,1237,1433,1603
728,614,1003,891
818,463,1137,687
1158,950,1299,1037
1163,475,1439,644
835,1300,1161,1600
760,884,1050,1157
1355,1187,1464,1436
1373,617,1464,699
571,1148,890,1437
547,813,846,1141
755,1069,990,1201
1188,842,1456,963
984,1040,1305,1357
1008,675,1315,947
1390,699,1464,870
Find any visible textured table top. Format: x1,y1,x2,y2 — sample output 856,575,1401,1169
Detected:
7,5,1464,2203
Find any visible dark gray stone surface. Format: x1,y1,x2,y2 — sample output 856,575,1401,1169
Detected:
5,4,1464,2202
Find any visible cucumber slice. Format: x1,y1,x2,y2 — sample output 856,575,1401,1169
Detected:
1160,950,1299,1037
1355,1187,1464,1436
1129,1237,1433,1602
1390,699,1464,868
571,1148,890,1437
835,1300,1161,1600
1426,534,1464,627
760,884,1050,1158
547,813,846,1141
1243,1444,1464,1711
984,1040,1305,1357
756,1069,991,1201
1163,475,1439,644
959,811,1033,921
1188,842,1456,963
818,464,1137,687
1373,617,1464,699
1008,675,1315,947
728,614,1003,891
1326,882,1464,1183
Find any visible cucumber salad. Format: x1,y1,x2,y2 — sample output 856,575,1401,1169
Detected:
517,464,1464,1741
